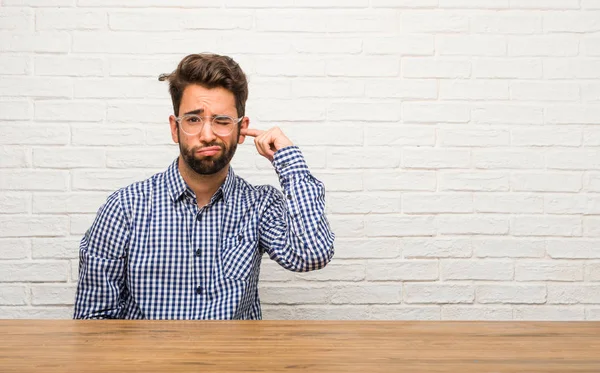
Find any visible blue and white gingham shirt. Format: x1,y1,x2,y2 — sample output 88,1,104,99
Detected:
74,146,334,320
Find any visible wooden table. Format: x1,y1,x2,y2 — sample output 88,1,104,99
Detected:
1,320,599,372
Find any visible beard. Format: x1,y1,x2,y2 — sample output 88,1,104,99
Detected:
178,127,238,175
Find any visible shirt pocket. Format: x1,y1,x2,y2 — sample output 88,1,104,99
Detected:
221,232,259,281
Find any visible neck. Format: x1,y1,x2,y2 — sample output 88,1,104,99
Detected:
178,156,229,207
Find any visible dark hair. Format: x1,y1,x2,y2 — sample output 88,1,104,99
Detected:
159,53,248,117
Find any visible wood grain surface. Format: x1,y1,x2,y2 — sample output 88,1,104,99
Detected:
1,320,599,372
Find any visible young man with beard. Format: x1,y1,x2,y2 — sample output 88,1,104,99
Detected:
73,53,335,320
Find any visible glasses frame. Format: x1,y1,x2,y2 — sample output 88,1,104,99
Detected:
175,114,243,137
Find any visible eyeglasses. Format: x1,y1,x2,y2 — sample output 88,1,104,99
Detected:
175,114,243,137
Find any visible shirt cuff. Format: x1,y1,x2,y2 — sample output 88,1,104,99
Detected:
272,146,310,179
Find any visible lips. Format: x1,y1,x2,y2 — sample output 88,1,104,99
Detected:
195,146,222,156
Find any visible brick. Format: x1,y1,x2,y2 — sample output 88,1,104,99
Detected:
0,31,70,52
33,192,107,214
585,37,600,56
511,82,580,101
71,124,145,146
327,57,399,77
548,284,600,304
473,58,542,79
328,103,401,122
260,285,329,305
511,0,579,8
514,306,584,321
472,104,544,124
586,173,600,192
544,11,600,32
440,80,509,100
511,128,582,147
72,169,156,191
110,10,252,31
329,193,401,214
311,172,363,192
0,8,33,32
473,238,545,258
516,261,583,282
366,260,438,281
292,79,363,98
512,216,582,237
545,194,600,214
366,215,436,237
251,79,291,99
478,285,546,304
364,171,436,191
370,306,440,320
74,78,165,99
31,284,76,305
443,306,512,320
438,215,509,235
0,77,72,98
259,261,294,282
584,216,600,237
0,101,31,120
0,261,68,282
442,260,513,281
255,10,395,33
440,0,509,8
255,57,324,77
35,56,103,77
328,216,364,238
297,263,365,282
70,259,78,282
403,193,473,214
332,284,400,304
35,101,104,122
439,129,510,147
403,103,470,123
333,238,400,259
403,148,470,169
32,237,81,259
0,56,31,75
109,56,181,77
472,13,541,34
0,123,69,146
33,147,105,168
373,0,438,7
583,0,600,8
585,262,600,281
401,11,468,33
0,146,30,168
0,285,27,306
0,239,31,260
365,125,435,146
366,79,436,99
364,36,434,56
548,239,600,259
4,0,73,4
402,58,471,78
80,0,217,6
403,238,472,258
437,36,506,56
0,192,30,214
0,306,72,319
253,100,326,121
0,216,69,238
547,150,600,170
584,129,600,145
328,147,400,169
106,148,178,169
72,31,218,54
36,9,105,30
473,150,545,169
544,59,600,79
440,171,510,192
588,308,600,320
547,105,600,125
0,170,68,191
474,193,543,213
512,172,582,192
107,101,170,123
405,283,474,304
509,36,579,56
292,306,369,320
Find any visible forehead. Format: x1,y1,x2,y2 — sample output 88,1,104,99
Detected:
179,84,236,114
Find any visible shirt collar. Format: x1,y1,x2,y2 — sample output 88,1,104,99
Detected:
166,158,236,204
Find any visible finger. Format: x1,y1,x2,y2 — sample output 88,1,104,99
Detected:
255,130,276,161
240,128,264,137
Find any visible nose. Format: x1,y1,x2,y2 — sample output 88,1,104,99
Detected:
198,118,217,143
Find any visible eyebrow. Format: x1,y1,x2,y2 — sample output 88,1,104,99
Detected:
183,108,204,116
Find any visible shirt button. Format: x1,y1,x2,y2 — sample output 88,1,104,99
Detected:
237,234,243,242
195,249,201,256
196,286,202,295
287,194,292,200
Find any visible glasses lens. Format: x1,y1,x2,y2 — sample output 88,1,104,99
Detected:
211,116,235,136
180,114,203,135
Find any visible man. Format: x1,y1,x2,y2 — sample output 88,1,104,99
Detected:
73,53,335,320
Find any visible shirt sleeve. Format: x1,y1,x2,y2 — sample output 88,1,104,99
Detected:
73,190,130,319
258,146,335,272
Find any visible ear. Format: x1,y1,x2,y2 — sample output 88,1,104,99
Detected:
238,116,249,144
169,115,179,144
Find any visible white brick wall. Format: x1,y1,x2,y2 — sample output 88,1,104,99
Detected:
0,1,598,321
